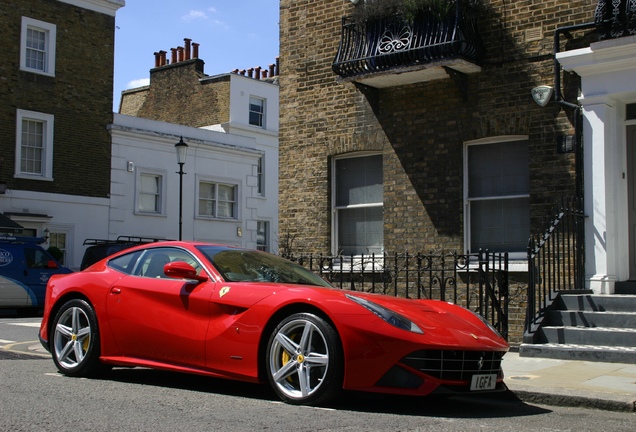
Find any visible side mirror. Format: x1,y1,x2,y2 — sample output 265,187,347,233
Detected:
47,260,59,269
164,261,208,283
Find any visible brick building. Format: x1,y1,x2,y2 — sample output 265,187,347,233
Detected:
278,0,636,344
0,0,123,265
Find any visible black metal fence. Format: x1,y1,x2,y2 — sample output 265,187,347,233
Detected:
287,250,509,340
524,197,586,342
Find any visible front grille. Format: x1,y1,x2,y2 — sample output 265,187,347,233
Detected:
400,350,504,381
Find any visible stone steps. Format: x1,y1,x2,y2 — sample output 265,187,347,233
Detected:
520,293,636,364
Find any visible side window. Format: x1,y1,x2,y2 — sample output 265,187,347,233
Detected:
15,109,54,180
465,136,530,259
20,17,56,76
109,251,144,274
133,248,202,279
136,170,166,214
249,97,265,128
24,247,52,269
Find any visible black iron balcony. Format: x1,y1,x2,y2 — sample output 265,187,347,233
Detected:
595,0,636,40
332,0,483,88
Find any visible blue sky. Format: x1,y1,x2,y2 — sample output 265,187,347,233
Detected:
113,1,280,110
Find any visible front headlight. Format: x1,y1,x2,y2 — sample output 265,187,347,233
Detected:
467,309,503,338
346,294,424,334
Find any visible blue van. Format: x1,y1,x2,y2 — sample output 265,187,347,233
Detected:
0,236,72,311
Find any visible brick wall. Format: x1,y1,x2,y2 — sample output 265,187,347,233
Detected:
280,1,597,343
0,0,115,198
121,59,232,128
279,0,595,251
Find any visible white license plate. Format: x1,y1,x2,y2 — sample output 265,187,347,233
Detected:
470,374,497,391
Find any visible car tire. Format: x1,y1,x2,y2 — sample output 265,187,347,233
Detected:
50,299,107,377
265,312,343,406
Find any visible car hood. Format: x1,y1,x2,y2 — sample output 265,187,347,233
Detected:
341,291,509,349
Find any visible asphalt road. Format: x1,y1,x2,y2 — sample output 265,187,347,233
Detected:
1,316,634,431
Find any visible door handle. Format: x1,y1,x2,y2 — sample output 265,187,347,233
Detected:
111,287,121,294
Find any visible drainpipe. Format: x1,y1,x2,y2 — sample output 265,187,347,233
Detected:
553,21,596,202
553,22,596,110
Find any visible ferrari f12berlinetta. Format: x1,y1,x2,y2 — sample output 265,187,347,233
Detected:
39,242,509,405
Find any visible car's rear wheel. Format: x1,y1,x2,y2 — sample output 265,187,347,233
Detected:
51,299,106,377
266,312,343,405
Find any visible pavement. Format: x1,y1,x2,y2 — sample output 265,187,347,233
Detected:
13,341,636,413
502,350,636,412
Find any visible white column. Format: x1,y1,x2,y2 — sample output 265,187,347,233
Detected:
581,97,621,294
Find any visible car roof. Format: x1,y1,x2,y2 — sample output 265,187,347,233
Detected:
101,241,246,259
0,235,47,245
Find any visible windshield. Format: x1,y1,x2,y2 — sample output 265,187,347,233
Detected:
196,246,332,287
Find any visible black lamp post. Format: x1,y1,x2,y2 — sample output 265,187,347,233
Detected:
175,136,188,240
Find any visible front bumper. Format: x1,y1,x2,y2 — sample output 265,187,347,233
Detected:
38,334,50,353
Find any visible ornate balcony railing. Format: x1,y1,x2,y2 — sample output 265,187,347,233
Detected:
595,0,636,40
332,0,483,87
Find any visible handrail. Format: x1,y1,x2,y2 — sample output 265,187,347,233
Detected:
524,197,585,342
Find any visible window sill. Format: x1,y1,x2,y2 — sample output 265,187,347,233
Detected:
20,67,55,78
133,211,166,217
461,260,528,273
14,174,53,182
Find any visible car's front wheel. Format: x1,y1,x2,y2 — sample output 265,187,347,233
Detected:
266,312,343,405
50,299,105,377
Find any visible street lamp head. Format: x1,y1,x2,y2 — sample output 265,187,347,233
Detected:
175,136,188,165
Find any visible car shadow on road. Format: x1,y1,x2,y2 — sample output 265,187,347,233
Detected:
99,367,551,418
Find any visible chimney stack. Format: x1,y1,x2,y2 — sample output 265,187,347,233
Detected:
184,38,192,60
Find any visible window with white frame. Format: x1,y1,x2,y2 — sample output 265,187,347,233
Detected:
48,231,67,265
333,154,384,256
198,181,237,219
136,171,165,214
257,221,269,251
20,17,56,76
465,136,530,258
15,109,54,180
249,97,265,127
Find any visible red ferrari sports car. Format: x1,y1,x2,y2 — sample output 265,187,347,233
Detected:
39,242,509,405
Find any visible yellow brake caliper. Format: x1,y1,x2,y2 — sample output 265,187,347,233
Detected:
282,333,299,384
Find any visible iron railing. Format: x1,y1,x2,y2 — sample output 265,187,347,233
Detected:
287,250,509,340
332,0,483,79
595,0,636,39
524,197,586,342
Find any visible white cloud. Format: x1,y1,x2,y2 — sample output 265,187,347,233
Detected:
127,78,150,89
182,10,208,21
